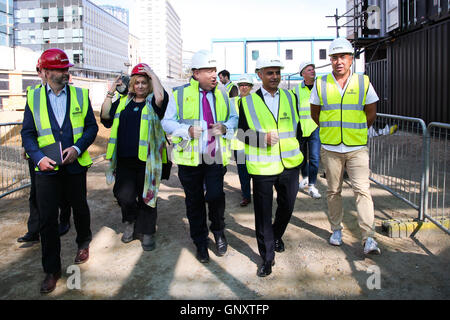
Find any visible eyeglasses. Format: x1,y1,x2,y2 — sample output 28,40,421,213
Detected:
238,84,252,87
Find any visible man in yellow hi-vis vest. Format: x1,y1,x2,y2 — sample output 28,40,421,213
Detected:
21,48,98,294
310,38,381,255
218,69,239,98
162,50,238,263
237,56,304,277
291,62,322,199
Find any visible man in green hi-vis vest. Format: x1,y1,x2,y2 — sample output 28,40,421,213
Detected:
162,50,238,264
237,56,304,277
310,38,381,256
21,48,98,294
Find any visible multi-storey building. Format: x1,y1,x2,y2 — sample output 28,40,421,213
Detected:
14,0,129,78
0,0,14,46
131,0,182,79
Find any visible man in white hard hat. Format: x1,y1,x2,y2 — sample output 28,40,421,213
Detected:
237,57,304,277
310,38,381,255
291,62,322,199
162,50,238,263
230,74,254,207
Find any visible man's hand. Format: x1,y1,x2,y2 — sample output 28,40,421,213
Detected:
38,157,56,171
62,146,78,165
188,126,203,139
266,131,279,146
210,123,226,136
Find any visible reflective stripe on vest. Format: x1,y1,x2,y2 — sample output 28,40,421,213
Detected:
230,97,245,151
241,89,303,176
293,81,318,137
317,73,369,146
171,78,231,166
225,82,235,94
28,85,92,170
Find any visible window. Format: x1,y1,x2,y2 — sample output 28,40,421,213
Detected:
252,50,259,61
319,49,327,60
286,49,293,60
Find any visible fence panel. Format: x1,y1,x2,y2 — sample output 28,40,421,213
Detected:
423,122,450,234
368,113,427,217
0,122,29,199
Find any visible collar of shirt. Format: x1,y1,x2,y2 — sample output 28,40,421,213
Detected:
260,86,279,98
46,83,67,97
330,69,354,95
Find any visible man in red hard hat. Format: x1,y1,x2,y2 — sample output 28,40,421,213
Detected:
21,48,98,294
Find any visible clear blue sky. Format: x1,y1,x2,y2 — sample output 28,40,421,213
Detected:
92,0,347,52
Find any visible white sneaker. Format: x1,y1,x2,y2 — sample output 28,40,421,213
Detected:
364,237,381,255
329,230,342,246
308,185,322,199
299,178,308,190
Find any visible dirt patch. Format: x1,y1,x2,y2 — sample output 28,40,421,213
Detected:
0,114,449,300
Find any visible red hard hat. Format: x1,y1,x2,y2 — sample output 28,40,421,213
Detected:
39,48,74,69
131,63,149,76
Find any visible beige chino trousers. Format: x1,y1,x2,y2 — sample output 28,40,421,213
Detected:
320,146,375,242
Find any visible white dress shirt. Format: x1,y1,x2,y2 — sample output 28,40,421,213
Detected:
309,71,379,153
260,86,280,119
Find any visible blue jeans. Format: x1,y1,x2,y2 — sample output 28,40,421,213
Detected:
300,127,321,185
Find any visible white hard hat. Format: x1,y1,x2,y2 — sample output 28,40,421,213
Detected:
255,56,284,73
237,74,254,85
328,38,354,56
299,61,315,75
191,50,217,69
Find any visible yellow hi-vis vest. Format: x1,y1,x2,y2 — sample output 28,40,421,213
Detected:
105,95,168,163
230,96,244,151
225,82,236,95
291,81,318,137
317,73,370,146
241,89,304,175
27,85,92,171
171,78,232,167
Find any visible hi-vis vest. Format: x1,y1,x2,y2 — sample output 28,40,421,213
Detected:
172,77,232,166
105,95,168,163
292,81,318,137
241,89,303,175
230,96,244,151
225,82,236,95
27,85,92,171
317,73,370,146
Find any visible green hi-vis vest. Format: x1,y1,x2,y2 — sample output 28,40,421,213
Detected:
27,85,92,171
24,84,43,160
241,89,304,176
105,95,168,163
171,78,232,167
317,73,370,146
225,82,236,95
230,96,244,151
291,81,318,137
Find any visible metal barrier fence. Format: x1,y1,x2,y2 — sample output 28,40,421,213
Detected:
0,122,29,199
368,114,449,234
423,122,450,233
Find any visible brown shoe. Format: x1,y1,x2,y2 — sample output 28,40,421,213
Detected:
40,271,61,294
239,198,251,207
74,248,89,264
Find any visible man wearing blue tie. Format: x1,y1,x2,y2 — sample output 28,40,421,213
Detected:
162,50,238,263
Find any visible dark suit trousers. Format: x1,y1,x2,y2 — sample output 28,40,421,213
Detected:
178,164,226,247
35,170,92,274
251,166,300,263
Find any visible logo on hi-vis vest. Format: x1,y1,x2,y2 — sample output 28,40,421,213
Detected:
347,88,357,95
72,106,82,115
280,112,290,121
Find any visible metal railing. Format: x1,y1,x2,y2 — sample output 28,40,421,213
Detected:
368,114,449,234
0,122,29,199
423,122,450,233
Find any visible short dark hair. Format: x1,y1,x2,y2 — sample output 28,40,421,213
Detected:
218,70,230,79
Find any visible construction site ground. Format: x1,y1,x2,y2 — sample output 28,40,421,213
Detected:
0,112,449,300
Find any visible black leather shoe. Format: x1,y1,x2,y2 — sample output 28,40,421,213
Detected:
58,222,70,236
257,260,275,277
213,231,228,256
274,239,285,253
40,271,61,294
196,245,209,263
17,233,39,243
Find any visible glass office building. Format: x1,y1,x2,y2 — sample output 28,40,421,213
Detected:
14,0,129,78
0,0,14,46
